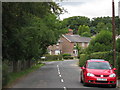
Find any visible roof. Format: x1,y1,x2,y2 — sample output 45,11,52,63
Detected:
62,34,91,43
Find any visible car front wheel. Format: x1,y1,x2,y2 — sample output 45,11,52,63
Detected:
111,84,116,88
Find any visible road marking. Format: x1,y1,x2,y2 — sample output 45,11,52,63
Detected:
61,79,64,82
58,68,60,72
59,75,61,77
57,65,59,68
63,87,67,90
58,71,61,75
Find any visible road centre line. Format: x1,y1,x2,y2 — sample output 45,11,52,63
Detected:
58,71,61,75
59,75,61,77
61,79,64,82
63,87,67,90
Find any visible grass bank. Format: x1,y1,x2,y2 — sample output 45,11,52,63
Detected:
4,63,44,88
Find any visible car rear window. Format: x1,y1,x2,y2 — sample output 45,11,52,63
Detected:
87,62,112,69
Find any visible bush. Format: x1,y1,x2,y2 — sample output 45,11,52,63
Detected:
117,53,120,78
62,53,72,59
79,54,89,67
79,51,114,67
2,62,10,87
44,54,63,61
89,51,113,64
63,56,74,59
62,53,71,57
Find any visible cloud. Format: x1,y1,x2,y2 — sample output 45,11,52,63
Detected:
59,0,118,20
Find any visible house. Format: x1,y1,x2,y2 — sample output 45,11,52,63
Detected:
60,34,91,56
48,40,62,55
47,29,91,56
116,35,120,40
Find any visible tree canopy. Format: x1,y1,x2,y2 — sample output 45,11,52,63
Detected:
2,2,65,63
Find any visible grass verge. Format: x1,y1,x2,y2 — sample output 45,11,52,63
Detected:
42,60,64,62
5,63,44,87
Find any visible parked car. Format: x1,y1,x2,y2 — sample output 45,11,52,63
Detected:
80,59,117,88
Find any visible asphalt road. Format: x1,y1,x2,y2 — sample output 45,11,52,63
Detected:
11,59,118,89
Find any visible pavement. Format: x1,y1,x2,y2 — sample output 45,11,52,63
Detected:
118,80,120,88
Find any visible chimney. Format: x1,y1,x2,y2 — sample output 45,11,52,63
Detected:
66,29,73,35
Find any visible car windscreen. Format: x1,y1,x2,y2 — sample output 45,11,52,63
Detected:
87,62,112,69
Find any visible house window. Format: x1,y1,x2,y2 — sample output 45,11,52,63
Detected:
82,42,85,47
49,50,52,55
73,49,78,56
74,43,77,48
55,50,60,55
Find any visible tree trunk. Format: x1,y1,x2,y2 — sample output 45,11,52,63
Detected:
27,59,31,68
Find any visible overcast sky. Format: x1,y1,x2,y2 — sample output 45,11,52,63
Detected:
57,0,119,20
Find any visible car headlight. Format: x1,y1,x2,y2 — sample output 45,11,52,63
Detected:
87,73,94,77
109,73,116,77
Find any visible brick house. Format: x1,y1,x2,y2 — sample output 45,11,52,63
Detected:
59,34,91,56
48,29,91,56
48,40,62,55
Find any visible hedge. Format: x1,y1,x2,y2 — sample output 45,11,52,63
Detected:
79,51,120,77
89,51,113,64
44,54,63,61
63,56,74,59
79,54,89,67
79,51,113,67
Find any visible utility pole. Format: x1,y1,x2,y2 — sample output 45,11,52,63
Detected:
112,0,116,67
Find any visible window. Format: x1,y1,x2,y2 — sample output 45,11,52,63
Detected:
55,50,60,55
82,42,85,47
87,62,111,69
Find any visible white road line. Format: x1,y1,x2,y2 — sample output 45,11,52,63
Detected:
57,65,59,68
58,71,61,75
59,75,61,77
63,87,67,90
61,79,64,82
58,68,60,72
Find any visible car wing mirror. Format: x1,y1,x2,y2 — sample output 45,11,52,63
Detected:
113,68,116,70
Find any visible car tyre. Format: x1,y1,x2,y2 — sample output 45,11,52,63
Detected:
111,84,116,88
80,76,83,83
83,81,87,86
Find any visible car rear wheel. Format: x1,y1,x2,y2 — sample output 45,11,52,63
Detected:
80,76,83,83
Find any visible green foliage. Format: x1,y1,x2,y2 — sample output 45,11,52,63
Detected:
78,25,91,36
2,63,10,86
89,51,113,64
96,22,112,33
79,54,89,67
87,30,112,53
79,51,113,67
44,54,63,61
63,56,74,59
2,2,65,63
62,53,74,59
117,39,120,52
81,32,91,37
115,16,120,35
62,53,71,57
61,16,90,34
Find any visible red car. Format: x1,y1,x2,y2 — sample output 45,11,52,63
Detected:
80,59,117,88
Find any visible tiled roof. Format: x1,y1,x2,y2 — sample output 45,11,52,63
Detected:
63,34,91,43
